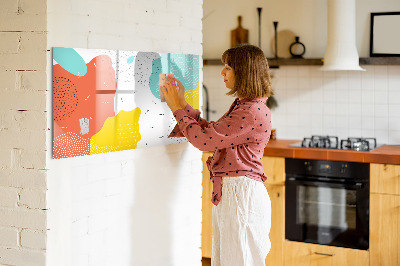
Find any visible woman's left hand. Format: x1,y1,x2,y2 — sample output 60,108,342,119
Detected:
160,78,184,113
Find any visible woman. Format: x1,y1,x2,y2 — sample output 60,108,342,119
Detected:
161,44,273,266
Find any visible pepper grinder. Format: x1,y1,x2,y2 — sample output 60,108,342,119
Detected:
257,8,262,48
273,21,279,58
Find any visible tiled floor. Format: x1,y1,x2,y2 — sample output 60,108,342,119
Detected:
202,257,211,266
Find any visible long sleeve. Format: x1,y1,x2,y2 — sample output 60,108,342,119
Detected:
172,105,257,152
170,97,271,206
168,104,210,137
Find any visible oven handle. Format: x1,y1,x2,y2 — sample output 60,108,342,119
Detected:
314,252,335,257
286,177,364,189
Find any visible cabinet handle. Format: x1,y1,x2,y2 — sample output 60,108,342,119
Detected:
314,252,335,257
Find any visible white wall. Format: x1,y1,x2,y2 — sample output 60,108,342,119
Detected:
46,1,203,266
203,0,326,59
203,0,400,58
203,0,400,145
0,0,48,265
271,65,400,144
204,64,400,145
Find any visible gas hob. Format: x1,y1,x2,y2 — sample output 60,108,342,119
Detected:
289,135,383,151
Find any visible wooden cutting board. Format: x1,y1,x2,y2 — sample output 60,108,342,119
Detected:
231,16,249,48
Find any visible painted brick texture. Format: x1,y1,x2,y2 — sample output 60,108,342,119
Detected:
0,0,48,265
46,0,203,266
2,0,203,265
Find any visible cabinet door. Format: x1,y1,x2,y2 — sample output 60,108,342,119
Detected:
370,193,400,266
284,241,369,266
370,163,400,195
202,152,213,258
262,156,285,186
264,184,284,266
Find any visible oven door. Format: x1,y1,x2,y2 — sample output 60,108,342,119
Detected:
285,177,369,250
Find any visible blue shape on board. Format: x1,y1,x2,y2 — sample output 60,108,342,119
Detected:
53,47,87,77
148,53,199,99
149,57,163,99
166,53,199,92
127,56,135,64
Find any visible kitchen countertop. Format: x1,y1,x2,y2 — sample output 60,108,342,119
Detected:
263,139,400,165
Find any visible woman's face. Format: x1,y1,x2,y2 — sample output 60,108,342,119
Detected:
220,64,235,89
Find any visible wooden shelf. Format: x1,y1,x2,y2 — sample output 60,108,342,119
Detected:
359,57,400,65
203,58,323,67
202,59,223,66
268,58,322,67
203,57,400,67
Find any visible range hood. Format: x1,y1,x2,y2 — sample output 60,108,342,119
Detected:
320,0,365,71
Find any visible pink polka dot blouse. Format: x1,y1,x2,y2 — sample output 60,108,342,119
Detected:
169,97,271,206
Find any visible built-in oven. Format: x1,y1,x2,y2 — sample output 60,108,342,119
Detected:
285,158,370,250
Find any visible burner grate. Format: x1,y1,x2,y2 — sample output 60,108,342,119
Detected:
340,137,377,151
301,135,339,149
297,136,378,151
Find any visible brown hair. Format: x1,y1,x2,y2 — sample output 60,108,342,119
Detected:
221,44,273,99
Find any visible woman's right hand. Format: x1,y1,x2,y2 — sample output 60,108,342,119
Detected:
168,76,187,109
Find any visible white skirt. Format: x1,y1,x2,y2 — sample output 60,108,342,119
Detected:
212,176,271,266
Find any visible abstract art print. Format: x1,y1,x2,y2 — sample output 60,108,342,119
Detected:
52,47,200,159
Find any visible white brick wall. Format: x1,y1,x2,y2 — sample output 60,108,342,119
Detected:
0,0,48,265
0,0,46,32
2,0,203,264
0,248,46,266
0,187,19,208
0,169,47,189
21,229,47,250
46,1,203,266
0,227,19,247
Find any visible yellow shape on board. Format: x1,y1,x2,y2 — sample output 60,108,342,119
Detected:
184,83,199,110
90,108,141,154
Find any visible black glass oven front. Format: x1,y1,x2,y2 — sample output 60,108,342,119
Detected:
285,158,369,250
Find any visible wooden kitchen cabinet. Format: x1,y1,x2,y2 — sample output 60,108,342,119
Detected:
370,193,400,266
202,152,213,258
261,156,285,186
370,163,400,195
370,163,400,266
262,156,285,266
264,184,285,266
284,241,369,266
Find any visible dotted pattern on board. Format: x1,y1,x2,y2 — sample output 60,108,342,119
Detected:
53,76,78,122
53,132,90,159
53,48,200,158
167,53,199,92
117,50,137,84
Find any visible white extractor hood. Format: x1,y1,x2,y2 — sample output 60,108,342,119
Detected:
320,0,365,71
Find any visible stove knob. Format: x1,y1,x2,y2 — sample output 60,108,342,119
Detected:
305,162,312,171
340,164,347,174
